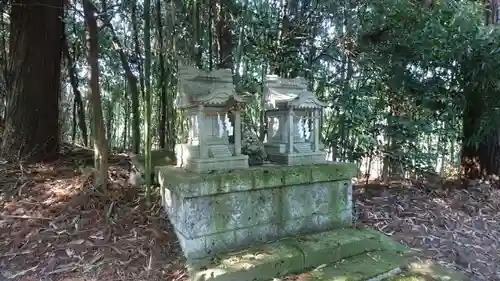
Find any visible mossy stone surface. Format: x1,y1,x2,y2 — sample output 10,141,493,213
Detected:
158,162,357,259
189,242,304,281
290,250,413,281
188,228,409,281
157,162,357,198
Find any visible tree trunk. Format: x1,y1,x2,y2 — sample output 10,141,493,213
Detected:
143,0,152,195
84,0,108,187
2,0,64,161
485,0,499,25
131,1,145,99
63,33,88,146
460,1,500,180
193,0,203,69
217,0,233,70
156,0,167,149
460,88,500,179
95,0,141,154
166,0,177,156
123,89,129,149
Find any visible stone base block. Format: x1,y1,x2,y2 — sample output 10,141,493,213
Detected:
157,163,357,259
175,224,281,259
184,155,249,173
267,152,326,165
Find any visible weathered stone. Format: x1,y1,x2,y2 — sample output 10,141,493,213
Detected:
175,67,249,173
282,166,312,185
284,249,467,281
285,228,383,268
205,231,237,256
175,230,207,259
280,216,317,236
281,181,351,220
289,249,414,281
188,228,412,281
241,125,267,165
189,242,304,281
234,224,280,246
157,162,357,197
158,163,357,259
253,167,285,188
263,75,328,166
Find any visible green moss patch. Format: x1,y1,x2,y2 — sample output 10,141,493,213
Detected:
158,162,357,198
187,228,414,281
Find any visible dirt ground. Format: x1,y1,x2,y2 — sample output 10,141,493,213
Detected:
354,179,500,281
0,148,498,281
0,148,187,281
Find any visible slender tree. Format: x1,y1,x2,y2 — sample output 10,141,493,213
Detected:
143,0,152,196
84,0,108,186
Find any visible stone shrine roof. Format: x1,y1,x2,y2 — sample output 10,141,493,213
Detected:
264,75,327,110
176,66,246,109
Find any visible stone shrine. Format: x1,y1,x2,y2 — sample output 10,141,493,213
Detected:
263,75,327,165
153,70,440,281
175,66,249,173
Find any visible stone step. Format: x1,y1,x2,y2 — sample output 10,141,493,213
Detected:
281,249,411,281
187,228,411,281
286,254,469,281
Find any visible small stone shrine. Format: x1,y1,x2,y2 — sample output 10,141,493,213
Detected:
155,70,420,281
174,66,249,173
263,75,328,165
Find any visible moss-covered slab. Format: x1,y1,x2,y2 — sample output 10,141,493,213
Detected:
187,228,406,281
285,250,414,281
285,228,398,268
187,226,466,281
279,254,469,281
274,238,467,281
188,242,304,281
157,162,357,198
383,273,431,281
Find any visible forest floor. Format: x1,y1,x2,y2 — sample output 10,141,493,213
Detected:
0,147,498,281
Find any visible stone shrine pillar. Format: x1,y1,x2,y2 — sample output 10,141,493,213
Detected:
197,105,208,158
234,111,242,155
287,107,294,154
313,108,320,152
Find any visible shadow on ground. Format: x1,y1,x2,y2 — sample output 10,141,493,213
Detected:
0,146,187,281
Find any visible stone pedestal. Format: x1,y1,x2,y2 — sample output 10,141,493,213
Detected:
264,143,326,165
175,143,249,173
157,163,356,259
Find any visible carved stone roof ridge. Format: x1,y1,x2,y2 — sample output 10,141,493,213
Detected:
177,66,246,108
264,75,327,109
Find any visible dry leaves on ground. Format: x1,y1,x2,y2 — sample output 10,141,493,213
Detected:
2,147,499,281
355,180,500,281
0,148,188,281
